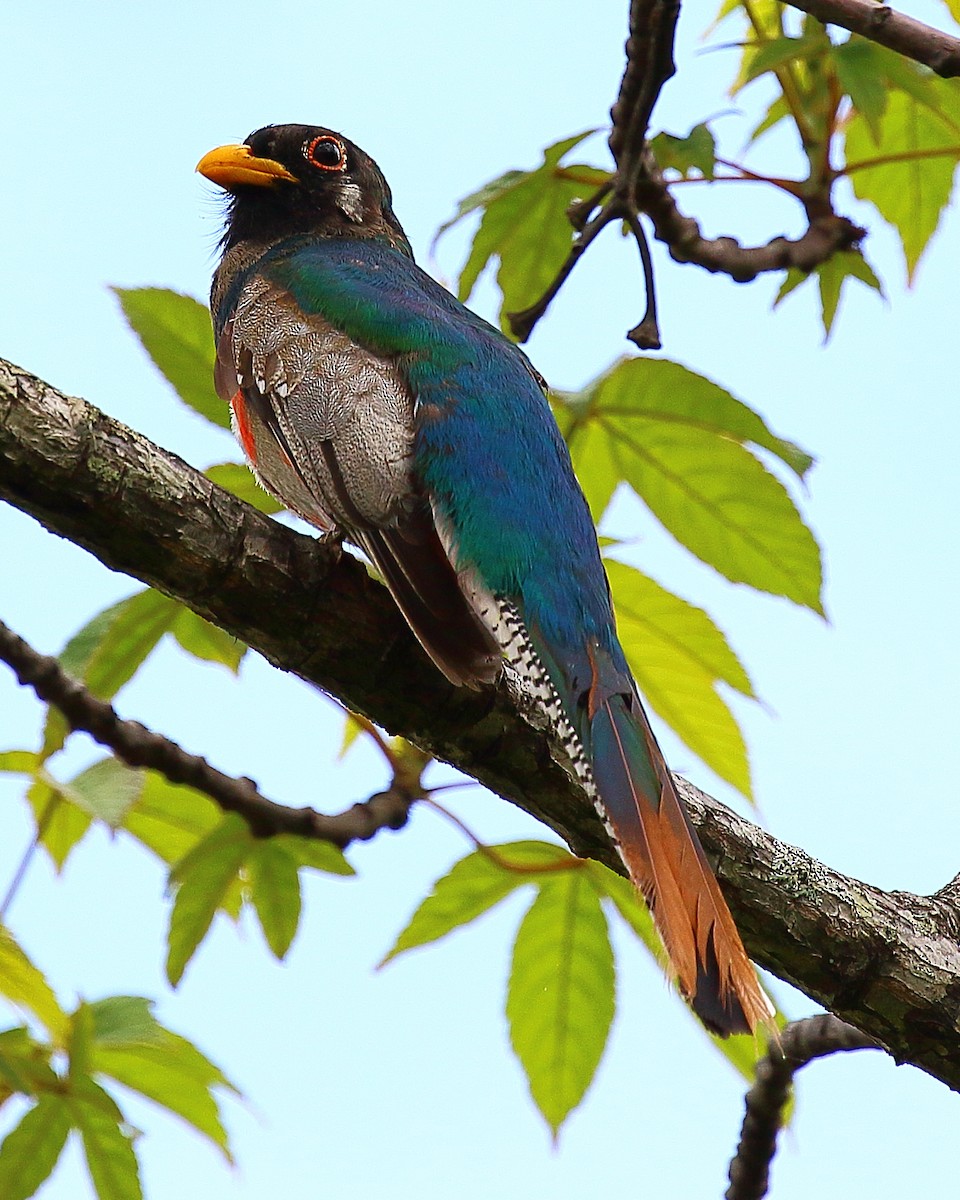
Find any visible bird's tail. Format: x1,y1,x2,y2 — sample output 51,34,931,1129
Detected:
589,690,774,1035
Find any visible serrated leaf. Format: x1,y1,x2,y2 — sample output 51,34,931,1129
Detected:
605,560,754,796
43,590,179,759
166,816,253,986
506,873,614,1136
431,168,529,247
247,841,302,959
0,1028,60,1097
27,777,91,871
88,998,163,1048
845,81,960,279
0,1094,71,1200
170,608,245,672
650,123,716,179
816,250,884,336
113,287,226,430
122,773,222,866
93,1033,235,1162
749,93,792,143
271,834,355,876
738,33,823,88
450,132,610,325
205,462,283,514
68,1076,142,1200
555,359,822,611
0,928,69,1042
69,758,145,828
381,842,574,966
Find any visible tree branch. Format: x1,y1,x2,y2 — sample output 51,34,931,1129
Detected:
0,616,414,847
781,0,960,78
726,1014,881,1199
3,358,960,1091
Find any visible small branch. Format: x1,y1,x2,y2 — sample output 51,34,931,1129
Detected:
781,0,960,78
726,1014,881,1200
626,214,661,348
0,616,413,849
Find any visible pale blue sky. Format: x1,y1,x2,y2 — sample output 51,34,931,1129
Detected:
2,1,959,1196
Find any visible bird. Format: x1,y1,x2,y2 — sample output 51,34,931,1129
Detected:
197,124,773,1035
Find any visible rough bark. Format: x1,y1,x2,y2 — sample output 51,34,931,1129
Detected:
2,357,959,1090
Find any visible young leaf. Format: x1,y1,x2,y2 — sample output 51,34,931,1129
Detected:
0,928,69,1042
166,816,253,986
88,997,163,1048
555,359,822,612
0,751,39,775
247,840,302,959
122,772,223,866
271,834,355,876
833,37,889,140
205,462,283,514
605,560,754,796
67,1076,142,1200
113,287,227,430
506,872,615,1136
844,82,960,280
447,132,610,322
42,590,179,760
27,777,91,872
170,607,246,673
93,1034,235,1162
0,1094,72,1200
649,123,716,179
381,842,574,966
69,758,145,829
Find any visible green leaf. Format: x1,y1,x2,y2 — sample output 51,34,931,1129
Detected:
122,773,222,866
166,816,253,986
338,712,365,759
88,997,163,1048
555,359,822,611
450,132,610,325
816,250,884,337
381,842,574,966
649,123,716,179
585,862,661,958
69,759,145,828
431,168,529,246
247,841,302,959
737,33,824,89
506,873,614,1136
69,1002,95,1082
93,1033,235,1162
0,928,68,1042
43,589,179,759
113,287,226,430
833,37,889,141
845,80,960,279
605,560,754,796
170,608,245,672
0,751,39,775
205,462,283,514
271,834,355,876
0,1094,71,1200
27,777,91,872
68,1076,142,1200
749,94,792,143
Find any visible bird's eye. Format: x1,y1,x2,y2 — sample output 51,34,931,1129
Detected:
303,135,347,172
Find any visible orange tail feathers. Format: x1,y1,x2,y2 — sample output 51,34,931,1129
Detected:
592,694,774,1035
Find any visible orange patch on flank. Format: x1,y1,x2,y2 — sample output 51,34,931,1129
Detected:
230,391,257,465
585,640,603,721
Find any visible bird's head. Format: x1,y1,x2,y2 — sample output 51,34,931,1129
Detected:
197,124,411,255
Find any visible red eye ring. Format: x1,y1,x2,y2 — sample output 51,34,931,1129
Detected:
303,135,347,172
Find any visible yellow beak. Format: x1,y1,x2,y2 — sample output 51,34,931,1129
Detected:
196,143,297,189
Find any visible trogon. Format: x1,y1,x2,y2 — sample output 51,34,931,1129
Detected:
197,124,773,1035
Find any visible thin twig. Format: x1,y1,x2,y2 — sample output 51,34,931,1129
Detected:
726,1014,882,1200
0,617,414,849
